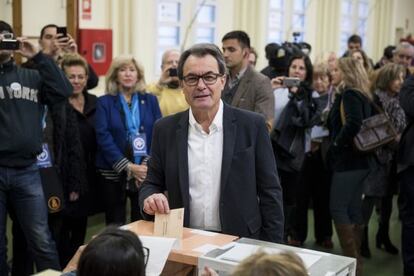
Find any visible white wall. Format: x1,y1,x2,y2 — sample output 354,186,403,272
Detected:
0,0,13,24
79,0,110,29
131,0,157,83
392,0,414,44
2,0,413,86
22,0,66,37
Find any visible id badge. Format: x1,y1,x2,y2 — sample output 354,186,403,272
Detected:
132,133,147,157
36,143,53,168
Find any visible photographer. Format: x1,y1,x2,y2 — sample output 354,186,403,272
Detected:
23,24,99,90
0,20,72,274
270,53,322,244
147,49,188,116
261,42,301,80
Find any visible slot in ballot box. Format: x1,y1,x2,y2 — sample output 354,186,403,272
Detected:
198,238,356,276
125,220,238,266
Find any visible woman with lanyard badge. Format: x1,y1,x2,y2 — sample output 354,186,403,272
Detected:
95,56,161,225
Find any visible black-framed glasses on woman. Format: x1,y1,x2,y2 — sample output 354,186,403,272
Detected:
182,73,223,86
143,246,150,267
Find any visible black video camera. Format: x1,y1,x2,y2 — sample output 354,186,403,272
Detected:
0,39,20,50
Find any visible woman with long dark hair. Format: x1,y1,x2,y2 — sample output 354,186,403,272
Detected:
271,53,322,244
291,61,334,248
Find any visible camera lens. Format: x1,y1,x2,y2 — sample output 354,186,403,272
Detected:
1,33,14,39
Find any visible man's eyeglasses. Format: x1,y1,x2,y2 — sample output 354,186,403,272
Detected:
143,246,150,267
182,73,223,86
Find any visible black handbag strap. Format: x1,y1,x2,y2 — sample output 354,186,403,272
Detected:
369,97,386,115
340,90,385,125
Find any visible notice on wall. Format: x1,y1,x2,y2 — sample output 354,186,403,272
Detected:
82,0,92,20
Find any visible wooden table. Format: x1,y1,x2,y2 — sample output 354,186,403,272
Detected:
126,220,238,266
63,220,238,276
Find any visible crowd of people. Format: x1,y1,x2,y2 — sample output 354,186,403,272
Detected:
1,18,414,276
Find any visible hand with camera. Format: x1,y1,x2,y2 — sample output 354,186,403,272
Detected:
271,76,285,89
58,33,78,54
158,66,179,87
284,77,301,94
54,34,69,52
16,37,40,59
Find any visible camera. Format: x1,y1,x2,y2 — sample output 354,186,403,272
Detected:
168,68,178,77
283,77,301,88
292,32,301,43
56,26,67,38
0,39,20,50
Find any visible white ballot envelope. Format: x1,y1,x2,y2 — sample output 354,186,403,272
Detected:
154,208,184,238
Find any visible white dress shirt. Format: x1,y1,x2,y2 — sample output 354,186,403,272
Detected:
187,100,224,231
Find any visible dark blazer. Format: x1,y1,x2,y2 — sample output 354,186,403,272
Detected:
327,88,374,172
139,103,284,243
399,75,414,166
71,91,100,216
271,85,322,172
228,66,274,122
95,92,162,169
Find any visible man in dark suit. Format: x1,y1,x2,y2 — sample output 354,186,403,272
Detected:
221,31,274,128
139,43,284,243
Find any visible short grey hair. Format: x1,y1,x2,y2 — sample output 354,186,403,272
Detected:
395,41,414,55
161,49,180,67
177,43,227,79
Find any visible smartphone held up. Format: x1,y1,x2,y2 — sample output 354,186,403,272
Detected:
56,26,68,38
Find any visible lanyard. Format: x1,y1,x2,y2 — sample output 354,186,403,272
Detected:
119,93,141,137
41,105,48,130
119,93,145,164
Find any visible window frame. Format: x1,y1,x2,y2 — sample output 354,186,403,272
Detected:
339,0,370,54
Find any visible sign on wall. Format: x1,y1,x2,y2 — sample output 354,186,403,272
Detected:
82,0,92,20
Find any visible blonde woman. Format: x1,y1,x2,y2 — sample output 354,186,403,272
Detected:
95,56,161,225
327,57,375,276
